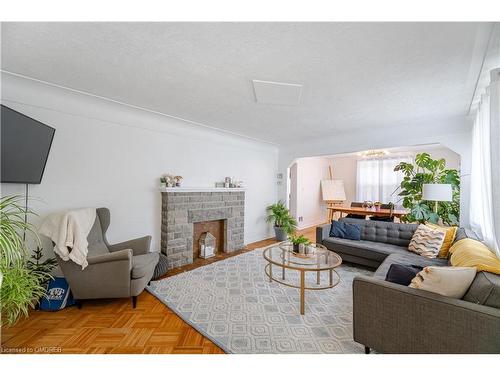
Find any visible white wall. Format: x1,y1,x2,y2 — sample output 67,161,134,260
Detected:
279,120,473,227
293,157,330,229
328,156,357,206
0,73,279,256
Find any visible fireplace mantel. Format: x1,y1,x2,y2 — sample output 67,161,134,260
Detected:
160,187,245,193
160,189,245,269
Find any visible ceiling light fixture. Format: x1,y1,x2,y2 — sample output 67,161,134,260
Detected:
358,149,390,158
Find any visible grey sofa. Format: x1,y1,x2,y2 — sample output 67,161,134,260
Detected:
56,207,159,308
316,217,500,353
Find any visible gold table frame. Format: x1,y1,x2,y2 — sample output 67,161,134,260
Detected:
263,243,342,315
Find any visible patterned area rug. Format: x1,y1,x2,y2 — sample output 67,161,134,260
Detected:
146,247,373,354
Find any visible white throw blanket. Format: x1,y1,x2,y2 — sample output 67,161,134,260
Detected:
39,208,97,270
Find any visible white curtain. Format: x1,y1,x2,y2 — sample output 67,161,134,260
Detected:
470,68,500,258
356,157,411,204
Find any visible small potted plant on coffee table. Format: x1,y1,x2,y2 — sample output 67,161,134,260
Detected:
288,234,311,253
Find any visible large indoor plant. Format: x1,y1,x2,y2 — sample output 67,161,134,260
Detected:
394,153,460,225
266,200,297,241
0,195,51,326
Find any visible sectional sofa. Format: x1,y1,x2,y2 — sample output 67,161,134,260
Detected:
316,217,500,354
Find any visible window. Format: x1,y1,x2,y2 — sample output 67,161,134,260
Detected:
356,157,412,203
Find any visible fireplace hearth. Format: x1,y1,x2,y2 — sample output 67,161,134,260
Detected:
161,188,245,269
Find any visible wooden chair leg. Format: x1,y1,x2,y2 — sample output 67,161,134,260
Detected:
132,296,137,309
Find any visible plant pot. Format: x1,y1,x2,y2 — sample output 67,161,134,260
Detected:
292,243,299,252
274,226,288,242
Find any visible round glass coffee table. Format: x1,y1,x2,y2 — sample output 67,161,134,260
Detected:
263,242,342,315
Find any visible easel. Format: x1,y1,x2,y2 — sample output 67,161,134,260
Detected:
323,166,344,222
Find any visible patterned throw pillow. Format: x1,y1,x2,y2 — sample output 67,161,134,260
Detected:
408,224,446,258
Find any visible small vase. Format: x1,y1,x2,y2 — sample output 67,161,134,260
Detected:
293,243,299,252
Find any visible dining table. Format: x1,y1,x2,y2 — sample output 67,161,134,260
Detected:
326,204,409,221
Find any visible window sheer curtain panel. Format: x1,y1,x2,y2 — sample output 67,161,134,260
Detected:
470,68,500,258
356,157,411,204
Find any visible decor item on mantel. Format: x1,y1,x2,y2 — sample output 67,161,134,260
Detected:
266,200,297,241
173,175,183,187
215,177,243,188
160,174,176,188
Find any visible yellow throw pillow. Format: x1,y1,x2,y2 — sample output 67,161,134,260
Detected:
449,238,500,275
425,223,458,258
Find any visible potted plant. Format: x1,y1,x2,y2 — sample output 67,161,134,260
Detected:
0,195,51,327
288,234,311,253
159,176,167,188
265,200,297,241
394,153,460,225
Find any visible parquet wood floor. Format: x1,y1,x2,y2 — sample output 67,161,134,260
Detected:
0,226,318,354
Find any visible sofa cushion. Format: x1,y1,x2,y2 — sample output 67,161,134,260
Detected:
462,271,500,308
425,222,458,259
323,237,410,263
132,252,159,279
340,217,418,247
385,264,423,286
329,220,361,240
449,238,500,275
86,217,109,256
409,266,476,299
408,224,445,259
374,253,448,279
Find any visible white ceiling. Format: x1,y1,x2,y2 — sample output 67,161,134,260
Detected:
0,22,490,144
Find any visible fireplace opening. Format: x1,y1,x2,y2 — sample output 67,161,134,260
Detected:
193,219,226,259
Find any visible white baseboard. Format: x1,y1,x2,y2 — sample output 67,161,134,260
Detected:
297,219,328,230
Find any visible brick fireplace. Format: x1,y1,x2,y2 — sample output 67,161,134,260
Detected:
161,188,245,269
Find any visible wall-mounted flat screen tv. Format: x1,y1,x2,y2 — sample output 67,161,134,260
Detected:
1,105,55,184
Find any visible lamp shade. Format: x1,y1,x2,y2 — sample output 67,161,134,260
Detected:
321,180,346,201
422,183,452,202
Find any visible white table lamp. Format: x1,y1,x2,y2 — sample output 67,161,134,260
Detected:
422,183,452,213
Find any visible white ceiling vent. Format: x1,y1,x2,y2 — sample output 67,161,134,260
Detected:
252,80,302,105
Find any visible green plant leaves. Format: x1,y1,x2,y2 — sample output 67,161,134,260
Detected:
288,234,311,245
0,195,52,327
394,153,460,225
266,200,297,235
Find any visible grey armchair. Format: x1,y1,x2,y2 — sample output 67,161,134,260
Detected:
56,207,159,308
